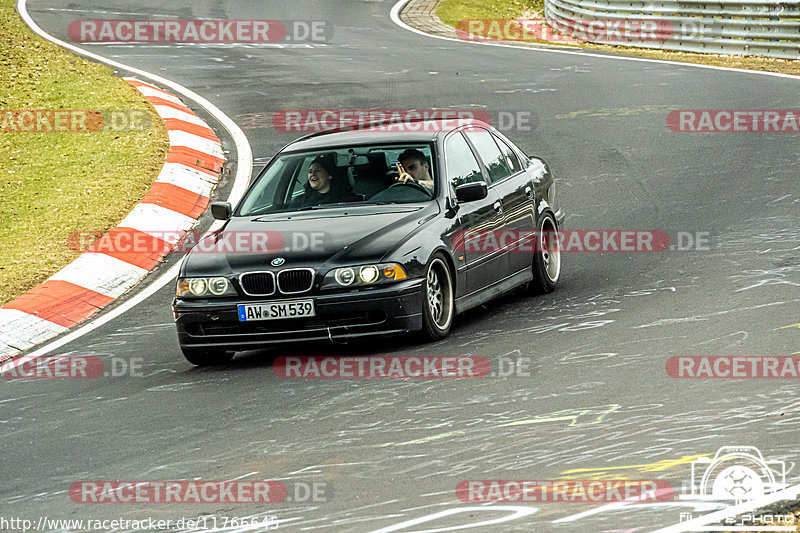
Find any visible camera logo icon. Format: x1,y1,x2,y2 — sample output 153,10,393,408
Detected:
680,446,787,503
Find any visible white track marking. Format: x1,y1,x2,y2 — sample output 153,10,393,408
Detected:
133,85,186,105
0,261,183,372
0,310,68,358
167,130,224,157
151,105,209,126
48,253,149,299
156,164,216,196
368,505,539,533
118,204,198,242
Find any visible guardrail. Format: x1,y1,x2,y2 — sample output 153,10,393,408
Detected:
543,0,800,59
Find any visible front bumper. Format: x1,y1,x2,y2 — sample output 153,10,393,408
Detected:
173,279,424,350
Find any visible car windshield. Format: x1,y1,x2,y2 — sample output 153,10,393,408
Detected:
237,144,437,216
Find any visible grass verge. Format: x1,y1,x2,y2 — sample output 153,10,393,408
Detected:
436,0,800,76
0,0,169,306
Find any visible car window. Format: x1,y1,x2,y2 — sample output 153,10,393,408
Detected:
285,156,316,203
493,133,522,174
242,158,289,211
237,144,436,216
465,129,512,182
445,132,485,188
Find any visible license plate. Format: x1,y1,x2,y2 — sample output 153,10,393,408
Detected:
238,300,315,321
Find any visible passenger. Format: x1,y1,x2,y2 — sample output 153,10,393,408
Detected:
395,149,434,191
292,154,360,208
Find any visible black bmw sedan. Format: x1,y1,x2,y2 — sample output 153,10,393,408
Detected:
173,119,564,365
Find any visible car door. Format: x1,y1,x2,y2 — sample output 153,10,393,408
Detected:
444,131,506,295
464,128,536,274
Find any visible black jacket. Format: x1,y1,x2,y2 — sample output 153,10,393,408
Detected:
291,186,361,208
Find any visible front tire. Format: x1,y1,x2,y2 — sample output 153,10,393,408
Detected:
529,213,561,294
181,346,234,367
420,255,454,341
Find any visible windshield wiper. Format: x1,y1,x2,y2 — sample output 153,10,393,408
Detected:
250,202,395,219
326,201,391,207
292,201,390,211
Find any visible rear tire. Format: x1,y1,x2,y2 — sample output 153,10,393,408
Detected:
529,213,561,294
181,346,234,367
420,255,454,341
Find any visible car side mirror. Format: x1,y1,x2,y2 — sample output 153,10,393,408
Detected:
210,202,232,220
454,182,488,203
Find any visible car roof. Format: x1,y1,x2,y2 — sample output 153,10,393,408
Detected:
283,118,493,152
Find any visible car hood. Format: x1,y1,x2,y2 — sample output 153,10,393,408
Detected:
181,203,439,275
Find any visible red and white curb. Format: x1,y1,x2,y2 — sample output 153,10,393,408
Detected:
0,78,224,361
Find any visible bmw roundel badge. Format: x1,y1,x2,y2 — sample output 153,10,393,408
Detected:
271,257,286,267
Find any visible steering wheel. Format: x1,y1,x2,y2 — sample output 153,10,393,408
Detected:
387,180,433,197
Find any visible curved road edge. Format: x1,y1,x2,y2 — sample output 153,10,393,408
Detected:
0,79,223,361
0,0,254,366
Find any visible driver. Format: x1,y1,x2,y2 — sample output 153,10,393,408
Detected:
395,149,434,191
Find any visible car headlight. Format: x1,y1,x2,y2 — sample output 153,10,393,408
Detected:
208,277,230,295
188,279,207,296
176,277,237,298
359,265,379,283
334,267,355,286
322,263,407,289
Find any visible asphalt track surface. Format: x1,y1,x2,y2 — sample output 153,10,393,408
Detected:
3,1,800,531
